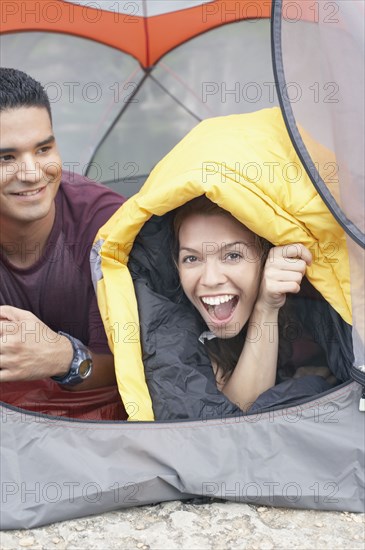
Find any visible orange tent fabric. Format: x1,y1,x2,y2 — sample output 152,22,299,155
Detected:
1,0,271,66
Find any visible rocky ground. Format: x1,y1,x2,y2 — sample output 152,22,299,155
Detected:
1,500,364,550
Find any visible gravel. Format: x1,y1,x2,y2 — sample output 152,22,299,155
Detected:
1,500,364,549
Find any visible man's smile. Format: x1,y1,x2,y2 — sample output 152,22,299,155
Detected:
10,185,47,198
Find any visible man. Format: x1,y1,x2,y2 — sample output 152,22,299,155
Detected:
0,68,126,419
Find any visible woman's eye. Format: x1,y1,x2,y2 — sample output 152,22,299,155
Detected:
225,252,242,262
182,255,198,264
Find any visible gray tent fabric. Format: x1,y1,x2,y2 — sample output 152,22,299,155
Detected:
0,381,363,530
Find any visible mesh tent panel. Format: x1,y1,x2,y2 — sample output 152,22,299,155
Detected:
0,32,142,171
272,0,365,370
152,19,277,119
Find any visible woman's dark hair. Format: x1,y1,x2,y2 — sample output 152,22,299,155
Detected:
0,68,52,123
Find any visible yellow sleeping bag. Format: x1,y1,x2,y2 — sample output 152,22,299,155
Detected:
93,107,351,420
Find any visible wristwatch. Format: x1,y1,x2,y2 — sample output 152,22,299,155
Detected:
51,332,93,386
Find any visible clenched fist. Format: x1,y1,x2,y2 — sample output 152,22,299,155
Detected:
257,243,312,311
0,305,73,382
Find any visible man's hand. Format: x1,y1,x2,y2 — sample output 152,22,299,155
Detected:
256,243,312,311
0,305,73,382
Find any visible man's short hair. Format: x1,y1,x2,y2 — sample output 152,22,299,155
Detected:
0,68,52,123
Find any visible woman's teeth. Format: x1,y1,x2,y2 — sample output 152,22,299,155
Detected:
201,295,235,306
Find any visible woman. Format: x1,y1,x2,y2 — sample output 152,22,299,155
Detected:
174,196,313,411
94,109,352,421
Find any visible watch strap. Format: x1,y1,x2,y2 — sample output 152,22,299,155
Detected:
51,332,93,386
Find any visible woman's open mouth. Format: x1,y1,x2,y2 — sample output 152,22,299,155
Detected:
200,294,239,323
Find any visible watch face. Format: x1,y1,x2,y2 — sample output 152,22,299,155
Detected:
79,359,92,379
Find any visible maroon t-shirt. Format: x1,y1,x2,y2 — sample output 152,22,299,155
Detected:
0,172,124,353
0,173,126,420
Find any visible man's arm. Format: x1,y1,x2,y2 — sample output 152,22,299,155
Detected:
0,305,116,391
69,353,116,391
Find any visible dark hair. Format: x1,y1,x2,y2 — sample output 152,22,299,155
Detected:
0,68,52,123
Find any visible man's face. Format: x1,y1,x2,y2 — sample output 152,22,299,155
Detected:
0,106,62,227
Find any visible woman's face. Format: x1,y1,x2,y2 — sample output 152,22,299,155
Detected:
178,213,262,338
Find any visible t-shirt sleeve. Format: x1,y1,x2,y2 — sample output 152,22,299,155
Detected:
60,173,126,355
88,291,112,355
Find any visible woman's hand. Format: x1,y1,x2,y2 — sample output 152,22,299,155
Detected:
256,243,312,311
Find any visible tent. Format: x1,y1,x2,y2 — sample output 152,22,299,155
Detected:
0,0,274,196
0,0,364,529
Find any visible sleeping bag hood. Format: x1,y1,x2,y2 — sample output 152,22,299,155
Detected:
94,107,353,422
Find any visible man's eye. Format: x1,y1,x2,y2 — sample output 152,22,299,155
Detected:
0,155,15,163
37,146,51,154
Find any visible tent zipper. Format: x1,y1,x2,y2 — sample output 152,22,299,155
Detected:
360,387,365,412
349,366,365,411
